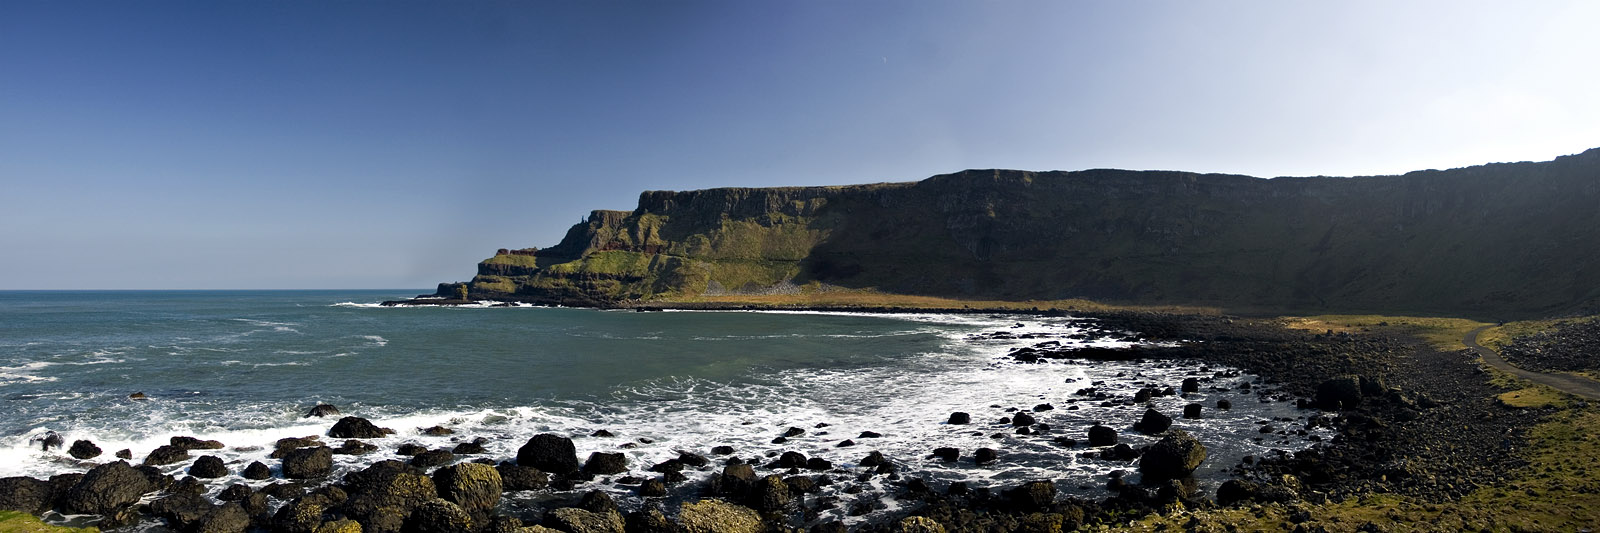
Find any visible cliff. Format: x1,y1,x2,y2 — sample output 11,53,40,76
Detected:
440,148,1600,319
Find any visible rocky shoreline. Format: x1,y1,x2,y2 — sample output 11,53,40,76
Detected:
0,311,1546,533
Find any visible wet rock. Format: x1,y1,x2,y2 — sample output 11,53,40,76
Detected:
678,499,762,533
433,462,501,515
710,445,735,455
1217,399,1233,410
785,475,817,494
1101,443,1139,461
1181,377,1200,393
947,412,971,425
783,427,806,438
452,441,487,455
0,476,51,514
341,461,438,531
806,458,833,470
420,425,454,436
1139,429,1207,482
1183,403,1203,419
115,449,132,460
409,449,455,469
272,437,323,458
242,461,272,480
1215,479,1258,506
328,416,388,439
638,478,668,497
543,506,624,533
128,392,148,400
1087,424,1118,446
1132,408,1172,434
777,451,808,469
497,463,549,491
584,452,628,475
190,455,229,478
974,448,998,465
861,451,889,467
858,431,883,438
713,464,758,497
1003,480,1056,512
170,436,226,451
62,461,154,516
396,443,427,456
144,445,190,466
335,439,379,455
837,439,856,447
1032,403,1054,412
678,452,710,467
898,516,946,533
1011,412,1036,427
314,519,362,533
305,404,341,418
152,491,215,531
517,434,581,474
67,439,102,460
193,501,250,533
1315,376,1364,410
217,484,253,502
753,475,791,512
404,498,474,533
283,447,334,479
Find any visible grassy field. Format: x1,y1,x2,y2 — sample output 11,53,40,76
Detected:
658,289,1223,314
0,512,95,533
1280,314,1488,350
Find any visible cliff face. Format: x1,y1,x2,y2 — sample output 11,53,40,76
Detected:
445,149,1600,319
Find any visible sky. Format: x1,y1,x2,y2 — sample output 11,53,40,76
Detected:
3,1,1599,290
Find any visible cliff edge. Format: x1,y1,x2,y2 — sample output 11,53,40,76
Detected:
435,149,1600,319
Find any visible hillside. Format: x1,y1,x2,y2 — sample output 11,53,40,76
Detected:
436,148,1600,319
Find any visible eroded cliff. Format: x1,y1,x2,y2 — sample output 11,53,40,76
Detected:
440,149,1600,319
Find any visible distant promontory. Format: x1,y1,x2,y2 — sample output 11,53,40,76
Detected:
427,149,1600,320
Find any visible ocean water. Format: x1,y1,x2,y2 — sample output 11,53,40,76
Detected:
0,291,1327,526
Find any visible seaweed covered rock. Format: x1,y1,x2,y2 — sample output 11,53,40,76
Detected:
677,499,762,533
404,498,475,533
517,434,580,474
283,446,334,479
432,463,502,515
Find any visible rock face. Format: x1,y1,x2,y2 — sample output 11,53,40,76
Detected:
1139,430,1208,482
518,434,581,474
435,148,1600,318
0,476,52,514
62,461,155,516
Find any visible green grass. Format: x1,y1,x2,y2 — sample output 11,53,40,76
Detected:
1281,314,1489,351
0,512,97,533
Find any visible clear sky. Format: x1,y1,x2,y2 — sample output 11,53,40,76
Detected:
3,1,1598,290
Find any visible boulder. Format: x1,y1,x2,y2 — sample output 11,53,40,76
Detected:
272,437,324,459
170,436,225,450
861,451,889,467
858,431,883,438
335,439,379,455
1315,376,1363,410
947,412,971,425
544,507,624,533
340,461,438,530
974,448,998,465
404,498,475,533
144,445,190,466
677,499,762,533
283,447,334,479
314,519,363,533
433,463,502,514
37,432,64,451
496,463,550,491
193,501,251,533
242,461,273,480
1215,479,1258,506
783,427,805,437
931,448,959,462
1002,480,1056,512
151,492,215,531
328,416,388,439
1132,408,1172,434
516,434,581,474
1181,378,1200,393
305,404,341,417
678,452,710,467
1101,443,1139,461
421,426,454,436
0,476,52,514
805,457,832,470
1216,399,1232,410
217,484,254,502
1139,430,1207,482
61,461,155,516
396,443,427,456
1183,403,1203,419
408,449,455,469
583,452,628,475
713,464,758,497
625,507,673,533
638,478,667,497
753,475,791,512
451,441,487,455
710,445,735,455
68,440,102,460
898,516,946,533
1011,412,1036,427
1087,424,1118,446
190,455,229,478
777,451,807,469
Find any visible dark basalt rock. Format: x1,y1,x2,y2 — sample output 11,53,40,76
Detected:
271,437,322,459
948,412,971,425
1011,412,1036,427
68,439,102,460
405,498,474,533
396,443,428,456
1132,408,1172,434
421,425,454,436
0,476,52,514
932,447,960,462
144,445,190,466
409,449,455,469
858,431,883,438
1181,377,1200,393
1215,479,1259,506
433,463,502,515
638,478,668,497
62,461,155,516
1088,424,1118,446
974,448,998,465
710,445,735,455
517,433,581,475
217,484,254,502
496,463,550,491
1101,443,1139,462
783,427,806,438
1002,480,1056,512
329,416,389,439
189,455,229,478
678,452,710,467
1315,375,1364,410
282,447,334,479
451,441,488,455
1217,399,1233,410
170,436,225,451
340,461,438,530
305,404,341,417
242,461,272,480
193,501,250,533
1139,430,1207,482
584,452,629,475
151,491,214,531
336,439,379,455
1183,403,1203,419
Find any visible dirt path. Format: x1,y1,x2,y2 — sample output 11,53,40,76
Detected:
1465,325,1600,400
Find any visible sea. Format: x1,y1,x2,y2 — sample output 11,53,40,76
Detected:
0,290,1328,527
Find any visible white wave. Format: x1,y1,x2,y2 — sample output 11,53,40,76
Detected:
331,302,387,309
359,335,387,347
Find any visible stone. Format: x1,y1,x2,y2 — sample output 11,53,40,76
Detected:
190,455,229,478
409,449,455,469
193,502,251,533
974,448,998,464
0,476,51,514
144,445,190,466
947,412,971,425
283,447,334,479
1183,403,1203,419
404,498,474,533
678,500,762,533
583,452,628,475
1181,378,1200,393
336,439,379,455
898,516,946,533
1315,376,1364,410
242,461,272,480
1003,480,1056,512
329,416,388,439
1012,412,1036,427
170,436,226,450
151,492,215,531
68,440,102,460
1139,429,1207,482
1087,424,1117,446
517,434,581,474
931,447,959,462
61,461,155,516
1132,408,1172,434
433,463,502,514
306,404,341,417
543,507,624,533
497,463,550,491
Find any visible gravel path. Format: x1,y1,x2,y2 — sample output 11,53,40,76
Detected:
1465,325,1600,400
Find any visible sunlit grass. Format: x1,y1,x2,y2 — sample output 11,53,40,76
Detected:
1281,314,1488,351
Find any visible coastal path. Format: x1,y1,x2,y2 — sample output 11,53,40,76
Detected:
1464,325,1600,401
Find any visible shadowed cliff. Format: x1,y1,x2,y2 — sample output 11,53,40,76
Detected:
441,148,1600,319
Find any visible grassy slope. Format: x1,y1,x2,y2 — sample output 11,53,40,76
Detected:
0,513,96,533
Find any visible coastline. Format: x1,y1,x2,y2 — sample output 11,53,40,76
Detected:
5,306,1559,532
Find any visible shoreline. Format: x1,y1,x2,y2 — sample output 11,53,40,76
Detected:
2,311,1556,532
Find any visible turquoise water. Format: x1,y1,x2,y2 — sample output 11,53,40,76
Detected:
0,291,1324,524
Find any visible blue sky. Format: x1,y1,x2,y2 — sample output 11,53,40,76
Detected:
3,1,1598,289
